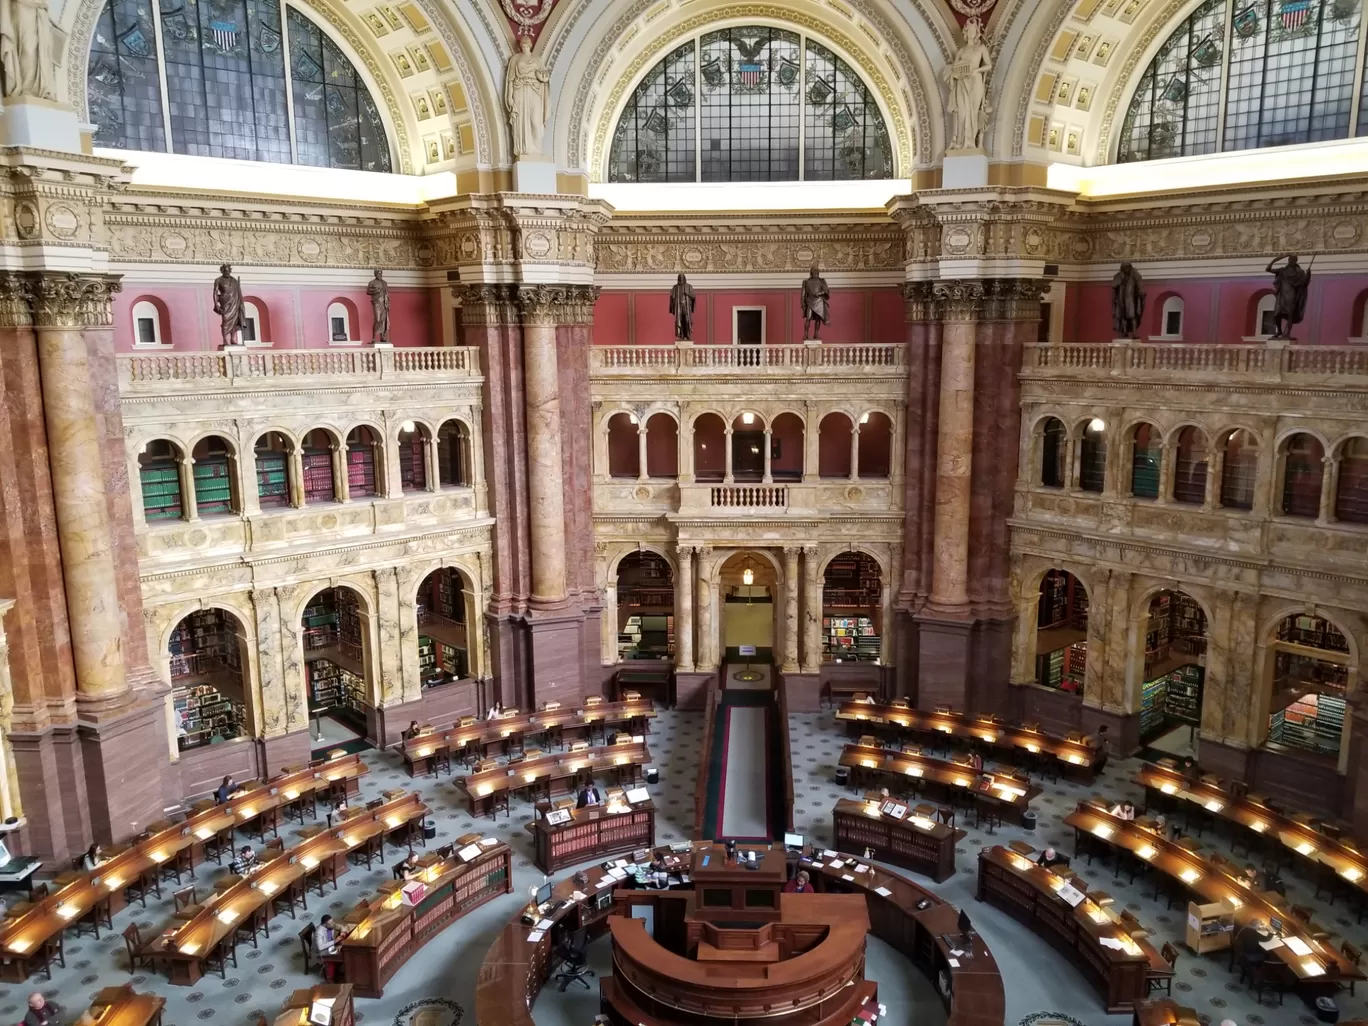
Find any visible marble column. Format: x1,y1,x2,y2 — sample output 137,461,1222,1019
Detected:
28,274,130,703
423,433,439,492
696,549,714,669
848,424,860,481
0,600,23,822
1203,447,1224,510
333,442,350,502
801,545,822,673
1156,440,1176,505
676,548,694,672
724,425,735,484
925,281,983,616
239,434,262,515
782,546,800,672
288,447,305,508
637,418,649,481
1318,455,1340,523
178,455,199,521
517,286,574,608
803,402,818,482
600,581,618,665
763,428,773,484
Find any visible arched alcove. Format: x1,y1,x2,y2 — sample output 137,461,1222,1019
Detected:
1172,427,1208,505
1265,613,1352,758
398,421,430,492
856,412,892,478
719,551,779,661
345,426,382,498
1078,418,1107,493
169,607,250,750
1280,432,1325,518
191,436,238,517
644,413,679,478
1035,570,1088,693
818,413,854,478
436,419,472,487
1219,428,1259,511
822,552,882,663
616,552,674,661
1129,423,1160,499
770,413,805,482
254,431,294,509
301,585,370,737
693,413,727,482
139,438,185,522
416,567,474,685
301,428,337,504
1139,590,1208,745
1040,417,1065,487
607,412,640,478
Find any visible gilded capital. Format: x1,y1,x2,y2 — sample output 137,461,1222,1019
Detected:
932,279,985,321
516,283,601,326
0,274,30,328
25,273,122,329
450,282,519,326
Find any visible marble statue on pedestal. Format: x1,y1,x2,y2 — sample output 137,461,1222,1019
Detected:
505,34,550,158
943,18,992,151
213,264,246,349
801,266,830,340
0,0,56,100
367,269,390,344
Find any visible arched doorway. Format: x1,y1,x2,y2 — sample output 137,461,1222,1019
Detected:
1035,570,1088,693
169,608,249,750
719,552,777,662
615,552,674,661
416,568,473,685
301,586,369,743
822,552,882,662
731,412,765,481
1265,613,1351,758
1139,590,1208,749
693,413,726,482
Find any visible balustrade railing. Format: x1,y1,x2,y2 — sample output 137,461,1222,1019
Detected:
589,342,906,374
119,346,480,388
1024,342,1368,381
710,485,788,508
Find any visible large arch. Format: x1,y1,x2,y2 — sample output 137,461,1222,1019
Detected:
544,0,946,180
59,0,509,174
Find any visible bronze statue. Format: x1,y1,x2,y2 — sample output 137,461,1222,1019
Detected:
212,263,246,349
367,269,390,344
1266,254,1312,340
669,273,696,341
801,265,830,340
1111,261,1145,339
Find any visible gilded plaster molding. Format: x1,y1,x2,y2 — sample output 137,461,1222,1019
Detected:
1093,0,1194,165
595,221,905,273
1006,0,1074,158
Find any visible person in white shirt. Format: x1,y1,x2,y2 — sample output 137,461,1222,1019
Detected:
1109,800,1136,821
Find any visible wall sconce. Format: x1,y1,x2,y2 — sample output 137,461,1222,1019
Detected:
400,420,416,433
1088,417,1106,432
742,412,755,425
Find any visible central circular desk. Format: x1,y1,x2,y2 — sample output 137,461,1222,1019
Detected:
475,842,1004,1026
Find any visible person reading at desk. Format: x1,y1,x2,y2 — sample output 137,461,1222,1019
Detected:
783,870,815,893
1241,863,1265,890
394,852,421,881
231,846,258,875
576,783,602,809
1232,918,1269,975
966,751,984,773
24,993,60,1026
214,775,238,805
485,702,504,720
403,720,421,741
1109,800,1136,821
1036,846,1069,869
80,843,105,871
316,915,348,982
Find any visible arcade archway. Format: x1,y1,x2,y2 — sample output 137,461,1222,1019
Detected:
822,552,882,662
416,567,475,686
1265,613,1352,759
719,552,779,662
169,608,249,751
301,585,371,743
1139,590,1208,749
1035,570,1088,693
615,552,675,662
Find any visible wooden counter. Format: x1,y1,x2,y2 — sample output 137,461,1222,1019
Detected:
836,701,1102,775
142,792,428,986
530,800,655,874
272,985,354,1026
341,841,512,996
84,985,166,1026
832,797,962,882
839,743,1040,824
797,849,1005,1026
1136,761,1368,900
1132,999,1200,1026
1064,799,1364,994
0,752,369,980
403,699,656,775
976,845,1167,1012
455,740,651,817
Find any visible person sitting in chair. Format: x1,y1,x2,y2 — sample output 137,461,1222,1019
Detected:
575,783,602,809
394,852,421,881
81,843,105,871
1232,918,1269,976
315,914,347,982
783,870,815,893
402,720,421,742
24,993,61,1026
1109,800,1136,821
230,845,258,875
214,775,238,805
1037,846,1069,869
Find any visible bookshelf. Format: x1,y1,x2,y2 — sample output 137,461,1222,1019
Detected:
302,448,334,502
822,554,881,609
398,432,426,490
618,614,673,660
302,593,340,651
1140,677,1166,739
346,445,377,497
1270,692,1347,755
1139,664,1204,741
823,615,879,662
1277,614,1350,654
173,683,244,749
1145,592,1207,674
169,608,246,750
534,806,655,873
192,453,234,516
140,457,182,521
307,659,367,714
1037,570,1087,630
256,449,289,508
1034,642,1086,693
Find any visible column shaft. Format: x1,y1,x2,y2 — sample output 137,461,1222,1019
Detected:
676,548,695,671
178,457,199,521
802,547,822,673
521,309,569,606
782,547,800,672
696,551,713,669
637,421,649,481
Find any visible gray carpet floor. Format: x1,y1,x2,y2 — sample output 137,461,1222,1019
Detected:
12,708,1367,1026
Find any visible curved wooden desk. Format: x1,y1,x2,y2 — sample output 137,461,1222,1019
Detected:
474,843,1005,1026
840,743,1040,824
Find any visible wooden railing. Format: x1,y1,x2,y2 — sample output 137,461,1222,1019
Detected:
693,678,721,841
589,342,907,375
1024,342,1368,382
119,346,480,388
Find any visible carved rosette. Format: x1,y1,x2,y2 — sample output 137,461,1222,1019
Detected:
932,280,986,321
515,283,601,326
450,282,519,326
0,272,122,329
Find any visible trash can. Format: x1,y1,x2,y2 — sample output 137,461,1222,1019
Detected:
835,767,850,786
645,766,659,785
423,817,437,841
1316,996,1340,1023
1021,810,1037,832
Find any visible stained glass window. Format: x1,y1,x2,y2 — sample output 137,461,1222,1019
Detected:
1118,0,1366,162
607,27,893,182
85,0,390,171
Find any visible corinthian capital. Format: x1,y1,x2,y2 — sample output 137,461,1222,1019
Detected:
450,282,519,326
516,283,601,325
26,273,122,329
932,279,985,321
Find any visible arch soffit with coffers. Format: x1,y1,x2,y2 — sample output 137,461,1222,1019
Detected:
989,0,1207,165
543,0,947,179
816,546,889,581
704,546,786,582
55,0,511,171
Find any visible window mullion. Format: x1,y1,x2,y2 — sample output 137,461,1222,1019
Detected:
1215,0,1236,149
798,35,805,181
1350,0,1368,134
695,38,702,182
281,1,299,162
150,0,174,150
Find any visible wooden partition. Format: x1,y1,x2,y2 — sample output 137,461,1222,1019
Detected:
776,680,795,833
693,679,721,839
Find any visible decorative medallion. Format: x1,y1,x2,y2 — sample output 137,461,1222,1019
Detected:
1332,220,1360,245
524,231,553,258
186,529,208,548
633,486,651,501
1188,228,1214,252
391,998,463,1026
947,0,997,17
1023,227,1044,254
44,204,81,239
320,513,339,530
501,0,553,36
297,237,324,262
680,245,707,268
14,202,38,239
160,232,189,257
945,226,973,254
459,233,480,260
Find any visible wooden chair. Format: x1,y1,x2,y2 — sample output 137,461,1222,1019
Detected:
264,836,285,856
1148,942,1178,995
1250,960,1295,1004
283,787,318,826
350,833,385,870
299,923,318,974
1290,904,1314,924
307,855,338,898
1119,909,1149,940
1341,940,1363,996
203,825,235,866
272,876,308,918
74,893,113,939
122,924,159,975
34,932,64,979
158,847,194,886
30,882,48,899
235,905,268,950
935,805,955,829
204,933,238,979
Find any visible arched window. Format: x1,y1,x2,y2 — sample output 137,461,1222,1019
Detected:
191,436,237,516
608,27,893,183
328,302,353,343
131,299,164,347
607,413,640,478
818,413,854,478
139,439,184,520
1040,417,1065,487
1220,429,1259,510
345,426,379,498
1118,0,1363,163
301,428,336,503
1173,427,1209,505
1130,423,1161,499
1281,432,1325,517
86,0,391,172
242,300,264,345
1079,419,1106,493
398,422,428,492
856,412,892,478
693,413,726,481
1255,294,1277,338
644,413,679,478
436,420,471,487
254,431,292,508
1335,437,1368,523
1160,297,1184,339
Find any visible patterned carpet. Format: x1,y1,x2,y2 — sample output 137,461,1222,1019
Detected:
13,708,1367,1026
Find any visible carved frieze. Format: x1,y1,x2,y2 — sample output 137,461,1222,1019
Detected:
594,222,905,274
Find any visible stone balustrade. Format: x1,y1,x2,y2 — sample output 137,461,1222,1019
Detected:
1024,342,1368,383
118,346,481,391
709,485,789,508
589,342,907,375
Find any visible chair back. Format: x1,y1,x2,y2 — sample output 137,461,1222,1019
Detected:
122,923,141,952
1290,904,1313,923
173,886,198,911
366,797,385,810
1343,939,1363,966
31,883,48,899
264,837,285,854
1161,941,1179,968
